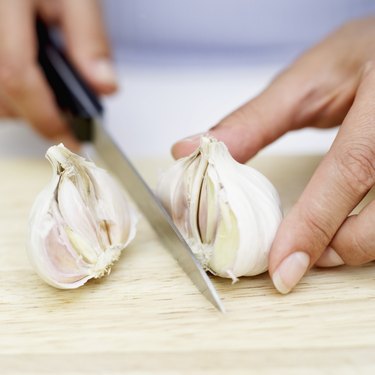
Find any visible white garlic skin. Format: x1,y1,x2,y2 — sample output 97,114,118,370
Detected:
27,144,137,289
157,137,282,281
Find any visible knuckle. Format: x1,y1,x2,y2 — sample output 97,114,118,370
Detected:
345,233,373,266
301,204,332,247
335,143,375,195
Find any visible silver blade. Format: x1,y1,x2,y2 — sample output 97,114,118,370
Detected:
92,121,225,313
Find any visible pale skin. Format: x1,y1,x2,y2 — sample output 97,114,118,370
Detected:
0,0,117,150
1,0,374,294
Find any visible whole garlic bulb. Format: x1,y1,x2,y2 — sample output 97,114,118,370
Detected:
157,136,282,282
27,144,137,289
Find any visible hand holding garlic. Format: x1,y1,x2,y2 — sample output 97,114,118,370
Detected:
27,144,137,289
173,17,375,294
157,137,282,282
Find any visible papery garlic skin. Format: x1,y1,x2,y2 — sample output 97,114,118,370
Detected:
27,144,137,289
157,137,282,281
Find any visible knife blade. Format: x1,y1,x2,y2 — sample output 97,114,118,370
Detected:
36,17,225,312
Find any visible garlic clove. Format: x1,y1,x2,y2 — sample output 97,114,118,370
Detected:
156,136,282,282
27,144,137,289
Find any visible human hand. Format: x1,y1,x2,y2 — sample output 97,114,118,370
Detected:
0,0,117,149
172,16,375,293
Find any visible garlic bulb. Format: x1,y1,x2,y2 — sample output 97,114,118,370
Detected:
27,144,137,289
157,136,282,282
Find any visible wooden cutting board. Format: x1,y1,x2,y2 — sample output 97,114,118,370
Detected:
1,154,375,375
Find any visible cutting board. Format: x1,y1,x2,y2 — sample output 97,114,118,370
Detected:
1,154,375,375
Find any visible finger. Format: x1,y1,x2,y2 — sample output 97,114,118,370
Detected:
172,71,304,162
315,247,344,268
51,130,80,152
36,0,61,24
0,0,70,139
60,0,118,94
0,95,17,118
0,107,15,118
0,105,16,118
318,198,375,266
172,40,358,163
269,62,375,294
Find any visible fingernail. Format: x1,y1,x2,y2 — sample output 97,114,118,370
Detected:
92,59,117,85
316,246,344,268
272,252,310,294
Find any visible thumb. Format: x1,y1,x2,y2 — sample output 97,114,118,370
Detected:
60,0,118,94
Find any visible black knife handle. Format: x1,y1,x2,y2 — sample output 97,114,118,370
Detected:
36,17,103,141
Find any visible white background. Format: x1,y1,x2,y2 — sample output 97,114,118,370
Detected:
1,0,374,158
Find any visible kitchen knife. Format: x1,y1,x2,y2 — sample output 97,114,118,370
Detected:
36,18,225,312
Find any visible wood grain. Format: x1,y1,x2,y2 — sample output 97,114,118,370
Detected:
1,155,375,375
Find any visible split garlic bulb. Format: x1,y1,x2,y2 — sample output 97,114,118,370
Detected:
157,136,282,282
27,144,137,289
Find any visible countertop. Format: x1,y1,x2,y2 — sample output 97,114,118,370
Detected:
0,60,372,374
1,151,375,374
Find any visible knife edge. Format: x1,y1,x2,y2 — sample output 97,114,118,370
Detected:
92,121,226,313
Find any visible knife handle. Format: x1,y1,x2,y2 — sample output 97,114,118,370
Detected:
36,17,103,141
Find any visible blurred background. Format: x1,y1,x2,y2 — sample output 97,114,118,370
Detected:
1,0,375,158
